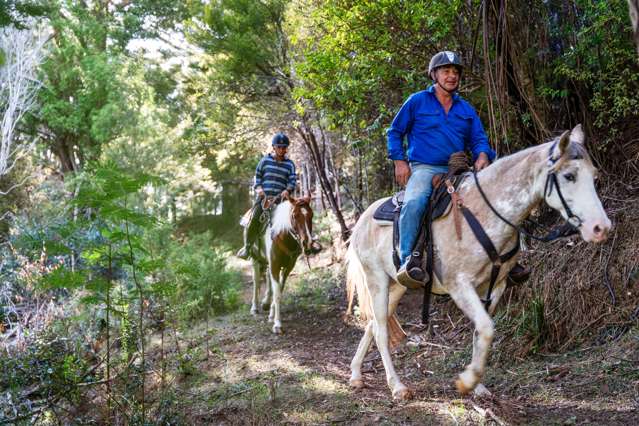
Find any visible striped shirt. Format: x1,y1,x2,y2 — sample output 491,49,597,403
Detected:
254,153,297,196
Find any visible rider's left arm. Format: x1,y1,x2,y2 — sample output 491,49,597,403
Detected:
467,108,496,164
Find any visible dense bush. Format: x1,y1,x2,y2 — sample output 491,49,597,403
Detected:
154,229,243,323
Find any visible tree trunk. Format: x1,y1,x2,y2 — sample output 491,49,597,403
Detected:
296,122,350,240
630,0,639,56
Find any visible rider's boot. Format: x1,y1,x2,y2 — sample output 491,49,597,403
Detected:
236,211,257,259
396,224,428,289
507,262,531,286
236,236,251,259
397,254,426,289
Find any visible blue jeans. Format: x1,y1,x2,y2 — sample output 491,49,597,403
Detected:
399,163,449,265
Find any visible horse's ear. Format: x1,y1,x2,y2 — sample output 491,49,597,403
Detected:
570,124,585,145
552,130,571,160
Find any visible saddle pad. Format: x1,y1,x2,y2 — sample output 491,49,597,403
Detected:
373,191,405,221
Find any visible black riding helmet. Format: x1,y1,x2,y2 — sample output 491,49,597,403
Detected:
428,51,463,80
272,132,290,147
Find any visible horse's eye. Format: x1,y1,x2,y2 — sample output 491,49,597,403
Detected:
564,173,575,182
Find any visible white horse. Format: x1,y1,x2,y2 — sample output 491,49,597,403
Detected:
346,125,611,399
249,197,320,334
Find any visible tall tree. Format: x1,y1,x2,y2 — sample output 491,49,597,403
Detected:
29,0,187,175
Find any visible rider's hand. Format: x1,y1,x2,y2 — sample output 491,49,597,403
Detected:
394,160,411,187
256,187,265,198
281,190,290,200
474,152,490,171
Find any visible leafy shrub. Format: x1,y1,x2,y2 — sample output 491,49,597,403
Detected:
162,231,242,323
0,330,93,421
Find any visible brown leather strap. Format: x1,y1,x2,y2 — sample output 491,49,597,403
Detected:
445,179,464,241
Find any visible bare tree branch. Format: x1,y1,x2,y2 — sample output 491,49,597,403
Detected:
0,23,49,186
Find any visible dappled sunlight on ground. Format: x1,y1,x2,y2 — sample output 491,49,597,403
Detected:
170,254,639,425
244,350,310,376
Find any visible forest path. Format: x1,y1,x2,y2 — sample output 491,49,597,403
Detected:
176,256,638,425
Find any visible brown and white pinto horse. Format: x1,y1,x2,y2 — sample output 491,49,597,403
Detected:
250,196,320,334
346,125,611,399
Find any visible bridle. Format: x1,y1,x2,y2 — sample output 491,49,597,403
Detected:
543,145,583,229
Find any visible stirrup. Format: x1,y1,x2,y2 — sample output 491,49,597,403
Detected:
397,263,425,289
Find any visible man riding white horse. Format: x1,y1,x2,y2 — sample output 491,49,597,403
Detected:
237,132,297,260
387,50,529,287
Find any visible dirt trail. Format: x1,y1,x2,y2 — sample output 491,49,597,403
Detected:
178,258,639,425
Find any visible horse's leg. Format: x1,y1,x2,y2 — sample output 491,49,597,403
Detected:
261,265,272,311
350,282,406,389
447,276,496,395
473,281,507,397
269,266,284,334
349,320,373,388
250,260,262,316
366,268,411,399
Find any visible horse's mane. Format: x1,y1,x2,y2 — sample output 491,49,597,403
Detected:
271,200,293,234
486,135,592,173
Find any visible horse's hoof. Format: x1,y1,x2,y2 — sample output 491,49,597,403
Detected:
272,325,283,334
473,383,492,398
349,378,364,389
455,378,473,395
456,368,478,395
392,386,413,400
250,308,258,316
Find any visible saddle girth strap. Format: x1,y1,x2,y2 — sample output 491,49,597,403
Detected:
422,204,436,325
392,208,401,269
459,206,520,310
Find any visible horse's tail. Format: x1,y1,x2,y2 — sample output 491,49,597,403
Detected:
345,243,371,318
345,242,406,348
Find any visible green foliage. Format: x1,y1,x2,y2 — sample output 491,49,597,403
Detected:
516,298,548,353
0,330,92,419
162,232,242,322
184,0,298,182
0,0,49,28
198,0,290,97
294,0,466,140
541,0,639,135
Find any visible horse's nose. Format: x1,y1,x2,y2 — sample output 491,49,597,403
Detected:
304,240,322,255
591,217,611,242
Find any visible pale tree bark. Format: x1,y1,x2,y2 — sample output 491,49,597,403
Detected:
629,0,639,56
296,120,350,241
0,23,48,192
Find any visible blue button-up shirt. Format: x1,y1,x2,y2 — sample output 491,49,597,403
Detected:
387,86,495,166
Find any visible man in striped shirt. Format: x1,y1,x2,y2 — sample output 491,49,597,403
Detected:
237,132,297,259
